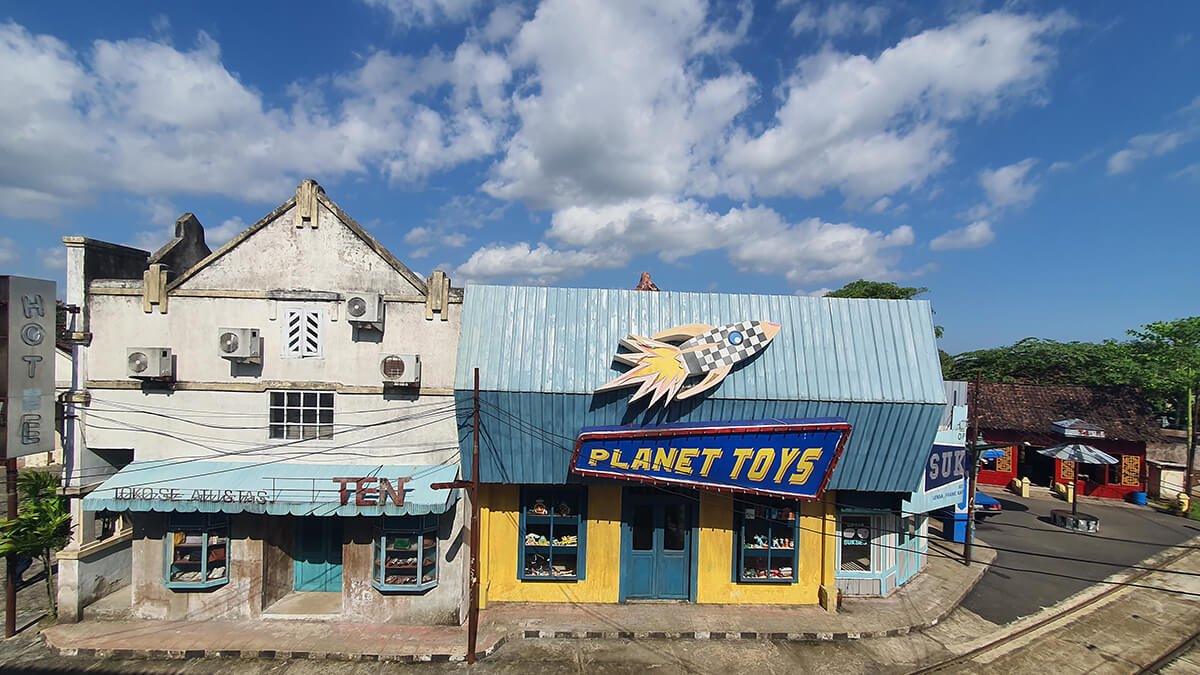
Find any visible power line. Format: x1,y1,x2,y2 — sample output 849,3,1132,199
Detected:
68,407,462,482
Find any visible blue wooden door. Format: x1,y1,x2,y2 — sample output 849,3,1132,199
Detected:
622,492,693,600
294,518,343,592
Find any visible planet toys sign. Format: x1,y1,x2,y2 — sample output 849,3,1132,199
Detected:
571,419,851,500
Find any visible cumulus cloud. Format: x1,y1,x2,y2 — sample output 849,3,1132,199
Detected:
929,220,995,251
455,242,625,284
789,2,890,37
722,12,1072,202
0,22,509,218
0,237,18,265
483,0,755,209
981,158,1040,208
206,217,245,248
543,198,914,285
39,246,66,269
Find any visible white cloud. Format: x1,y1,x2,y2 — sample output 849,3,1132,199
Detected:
481,4,525,43
39,246,65,269
1107,131,1188,175
361,0,481,26
483,0,755,209
868,197,891,214
790,3,890,37
0,237,18,265
455,242,625,284
722,12,1072,202
543,197,915,285
404,226,433,245
979,157,1039,212
0,22,509,218
930,220,995,250
1107,96,1200,175
206,216,245,247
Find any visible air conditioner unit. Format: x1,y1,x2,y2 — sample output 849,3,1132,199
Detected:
127,347,174,380
217,327,261,361
380,354,421,385
345,293,383,326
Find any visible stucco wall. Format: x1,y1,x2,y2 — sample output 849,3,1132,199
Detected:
130,513,266,621
182,204,423,295
340,505,467,625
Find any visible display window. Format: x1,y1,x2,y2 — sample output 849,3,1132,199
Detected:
519,486,587,580
165,513,229,589
734,497,799,583
839,514,873,572
372,514,439,591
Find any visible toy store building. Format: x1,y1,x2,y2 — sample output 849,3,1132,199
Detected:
455,284,949,606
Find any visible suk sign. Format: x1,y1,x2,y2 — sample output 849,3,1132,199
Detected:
596,321,781,408
571,419,850,500
1,276,56,459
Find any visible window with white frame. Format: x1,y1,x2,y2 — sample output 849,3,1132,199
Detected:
269,391,334,440
282,307,323,358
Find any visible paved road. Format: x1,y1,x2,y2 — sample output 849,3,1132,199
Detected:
961,488,1199,624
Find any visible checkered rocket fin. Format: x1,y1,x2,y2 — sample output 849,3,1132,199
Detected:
680,321,776,374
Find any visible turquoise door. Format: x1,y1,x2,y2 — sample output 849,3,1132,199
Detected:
622,491,693,600
294,518,343,592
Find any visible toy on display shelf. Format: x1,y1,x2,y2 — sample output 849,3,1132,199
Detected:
530,499,550,515
771,537,794,549
525,532,550,546
552,534,577,546
524,553,550,577
554,501,573,517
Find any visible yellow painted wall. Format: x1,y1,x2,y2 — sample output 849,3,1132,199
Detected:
695,491,835,604
479,484,622,605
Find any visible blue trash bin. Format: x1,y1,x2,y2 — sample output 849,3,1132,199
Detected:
1129,491,1147,505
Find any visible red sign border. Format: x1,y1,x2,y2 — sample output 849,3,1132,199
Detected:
569,420,852,501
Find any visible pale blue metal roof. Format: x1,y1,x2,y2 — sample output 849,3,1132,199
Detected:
83,460,459,517
456,285,947,493
456,285,945,403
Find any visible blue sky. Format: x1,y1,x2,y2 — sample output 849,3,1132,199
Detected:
0,1,1197,354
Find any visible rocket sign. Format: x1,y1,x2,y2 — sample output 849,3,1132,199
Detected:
597,320,781,408
571,419,851,500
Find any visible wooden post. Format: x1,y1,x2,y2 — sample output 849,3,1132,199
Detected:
964,372,981,565
1187,386,1196,502
5,457,16,637
467,368,481,664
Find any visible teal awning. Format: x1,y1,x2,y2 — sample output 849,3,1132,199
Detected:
83,460,460,517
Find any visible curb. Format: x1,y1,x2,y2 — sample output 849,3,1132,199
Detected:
42,633,508,664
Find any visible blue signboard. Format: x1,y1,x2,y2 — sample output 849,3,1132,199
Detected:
926,443,967,490
570,419,851,500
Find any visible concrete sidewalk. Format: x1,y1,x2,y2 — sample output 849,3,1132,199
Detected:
485,539,995,642
40,538,993,663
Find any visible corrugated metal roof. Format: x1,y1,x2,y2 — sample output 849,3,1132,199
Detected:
454,286,947,493
460,391,943,493
456,285,945,404
83,460,459,517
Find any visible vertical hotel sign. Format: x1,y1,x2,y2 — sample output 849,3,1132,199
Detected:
1,276,56,459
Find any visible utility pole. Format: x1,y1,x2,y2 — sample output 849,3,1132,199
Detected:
431,367,481,663
467,368,480,664
964,371,982,565
1186,386,1196,502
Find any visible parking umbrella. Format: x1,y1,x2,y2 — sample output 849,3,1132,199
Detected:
1037,443,1119,515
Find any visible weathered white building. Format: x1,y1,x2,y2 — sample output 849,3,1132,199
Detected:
58,180,466,624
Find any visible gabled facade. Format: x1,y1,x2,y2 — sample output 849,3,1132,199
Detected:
58,180,465,624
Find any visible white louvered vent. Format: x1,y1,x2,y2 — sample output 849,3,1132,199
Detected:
282,307,323,358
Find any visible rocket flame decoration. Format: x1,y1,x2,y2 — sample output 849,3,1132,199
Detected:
597,320,782,408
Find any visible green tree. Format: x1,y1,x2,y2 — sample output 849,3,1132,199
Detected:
0,470,72,619
826,280,929,300
827,279,945,339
